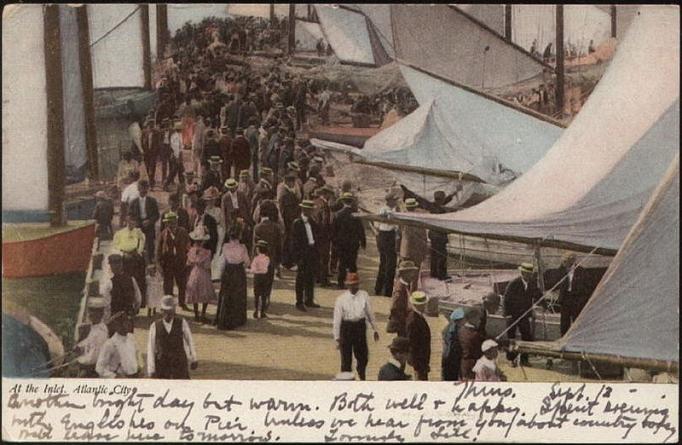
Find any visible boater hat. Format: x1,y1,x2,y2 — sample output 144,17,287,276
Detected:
341,192,354,202
87,297,107,310
256,239,269,248
398,260,418,272
299,200,315,209
160,295,178,311
224,178,238,189
410,291,427,306
405,198,419,208
162,211,178,222
209,156,223,164
260,167,273,175
518,262,535,274
239,169,250,178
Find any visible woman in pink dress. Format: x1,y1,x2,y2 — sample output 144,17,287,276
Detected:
186,226,217,322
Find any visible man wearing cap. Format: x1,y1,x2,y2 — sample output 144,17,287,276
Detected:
128,180,160,264
332,272,379,380
459,307,484,380
374,192,400,297
221,178,252,234
400,198,428,287
73,298,109,377
96,314,140,378
142,119,162,188
406,291,431,380
387,261,419,336
441,307,465,381
332,192,366,289
312,185,335,287
157,212,191,311
147,295,198,379
473,340,507,382
292,200,320,310
378,337,412,381
503,262,541,366
231,128,251,176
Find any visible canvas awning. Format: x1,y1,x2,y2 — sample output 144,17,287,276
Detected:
385,5,679,253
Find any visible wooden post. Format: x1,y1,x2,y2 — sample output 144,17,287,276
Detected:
534,244,546,294
611,4,617,38
555,5,565,116
76,5,99,181
269,4,275,22
307,4,312,21
156,4,169,60
287,3,296,55
44,5,66,227
504,4,512,42
140,4,152,90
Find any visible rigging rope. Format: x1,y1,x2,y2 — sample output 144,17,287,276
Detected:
90,6,141,48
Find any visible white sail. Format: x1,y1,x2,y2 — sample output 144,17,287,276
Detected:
390,5,680,252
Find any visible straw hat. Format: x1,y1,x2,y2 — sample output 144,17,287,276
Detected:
224,178,238,189
410,291,427,306
208,155,223,165
341,192,355,202
174,122,183,130
405,198,419,208
239,169,250,178
299,200,315,209
398,260,418,272
518,262,535,273
160,295,178,311
87,297,107,310
260,167,273,175
256,239,269,248
162,211,178,222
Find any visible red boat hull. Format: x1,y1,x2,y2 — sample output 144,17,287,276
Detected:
2,222,95,278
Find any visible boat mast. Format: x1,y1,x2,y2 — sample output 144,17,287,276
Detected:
504,4,512,42
44,5,66,227
269,4,275,22
77,5,99,181
611,5,617,38
287,3,296,55
157,4,169,60
140,4,152,90
555,5,565,117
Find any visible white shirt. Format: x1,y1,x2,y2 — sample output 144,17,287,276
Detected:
138,196,147,220
121,182,140,204
99,275,142,322
520,277,528,291
96,333,139,378
567,268,575,292
146,317,197,376
170,132,182,157
227,191,239,209
301,215,314,246
376,206,398,232
76,322,109,366
332,290,378,341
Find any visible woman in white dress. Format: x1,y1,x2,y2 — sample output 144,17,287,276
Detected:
202,186,225,280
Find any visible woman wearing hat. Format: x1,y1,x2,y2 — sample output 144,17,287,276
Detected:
186,226,218,322
216,228,251,330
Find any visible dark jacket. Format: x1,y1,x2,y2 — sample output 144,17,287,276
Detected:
291,216,319,264
191,212,219,255
406,309,431,372
378,362,411,381
458,325,483,380
332,206,366,253
128,196,160,228
503,276,541,319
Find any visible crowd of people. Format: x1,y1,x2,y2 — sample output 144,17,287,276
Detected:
77,17,595,382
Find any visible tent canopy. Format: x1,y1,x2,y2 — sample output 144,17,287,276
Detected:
559,157,679,363
388,5,679,253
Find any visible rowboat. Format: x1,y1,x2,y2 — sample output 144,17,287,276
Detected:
423,269,562,341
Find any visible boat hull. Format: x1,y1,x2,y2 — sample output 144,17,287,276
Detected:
2,222,96,278
309,126,380,148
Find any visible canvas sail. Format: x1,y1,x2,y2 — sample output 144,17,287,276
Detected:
387,5,679,253
88,5,145,89
559,156,679,363
391,4,548,90
345,4,395,58
455,4,506,36
295,20,325,52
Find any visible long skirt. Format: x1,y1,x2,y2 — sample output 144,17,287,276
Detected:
211,224,226,281
217,263,247,330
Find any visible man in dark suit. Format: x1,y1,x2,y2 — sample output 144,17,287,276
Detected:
291,200,320,311
503,263,541,366
554,253,592,336
278,172,301,268
332,193,366,289
161,193,190,233
378,337,411,381
141,119,162,188
253,199,283,273
406,291,431,380
128,180,160,264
